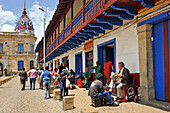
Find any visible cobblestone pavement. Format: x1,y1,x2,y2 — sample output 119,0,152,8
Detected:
0,76,169,113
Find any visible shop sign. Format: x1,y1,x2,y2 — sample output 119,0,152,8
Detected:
84,40,93,53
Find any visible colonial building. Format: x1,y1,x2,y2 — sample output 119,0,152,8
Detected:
36,0,170,104
0,7,37,75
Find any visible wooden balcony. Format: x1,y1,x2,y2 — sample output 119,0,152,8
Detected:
38,0,156,63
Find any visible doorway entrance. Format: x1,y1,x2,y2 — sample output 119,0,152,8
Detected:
97,39,116,85
0,63,3,76
152,20,170,101
62,56,69,69
75,52,83,83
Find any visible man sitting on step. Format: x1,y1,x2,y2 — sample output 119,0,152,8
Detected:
88,73,118,106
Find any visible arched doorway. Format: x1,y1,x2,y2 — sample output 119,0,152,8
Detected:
0,63,3,76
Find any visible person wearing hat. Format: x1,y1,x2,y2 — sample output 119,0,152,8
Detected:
116,62,130,101
88,73,118,106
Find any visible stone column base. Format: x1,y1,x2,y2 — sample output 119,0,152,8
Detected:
139,86,155,102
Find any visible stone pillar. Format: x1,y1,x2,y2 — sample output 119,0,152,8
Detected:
50,86,54,94
137,24,155,102
63,96,74,111
53,89,60,100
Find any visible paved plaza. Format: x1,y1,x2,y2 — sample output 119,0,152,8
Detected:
0,76,169,113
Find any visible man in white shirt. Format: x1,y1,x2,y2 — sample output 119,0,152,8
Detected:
116,62,130,101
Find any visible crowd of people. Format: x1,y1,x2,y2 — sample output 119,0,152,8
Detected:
19,58,131,106
19,62,76,100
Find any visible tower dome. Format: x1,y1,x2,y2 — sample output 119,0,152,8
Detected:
15,7,34,33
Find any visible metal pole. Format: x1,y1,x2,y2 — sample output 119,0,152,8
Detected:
11,48,13,76
43,18,46,69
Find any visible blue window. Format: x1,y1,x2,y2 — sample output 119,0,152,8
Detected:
30,61,34,69
18,44,24,53
18,61,24,71
0,43,3,52
30,44,34,52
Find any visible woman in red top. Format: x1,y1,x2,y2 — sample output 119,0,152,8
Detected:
104,57,114,86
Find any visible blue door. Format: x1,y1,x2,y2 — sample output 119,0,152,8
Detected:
153,20,170,101
98,46,106,84
97,39,116,85
75,52,83,83
18,61,24,71
0,63,3,75
51,62,53,70
62,57,67,67
153,22,165,101
30,61,34,69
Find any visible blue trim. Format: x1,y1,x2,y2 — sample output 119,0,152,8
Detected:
75,51,82,56
64,24,71,34
88,23,113,30
59,33,63,39
55,38,58,43
95,17,122,26
17,17,22,30
30,44,34,52
137,11,170,26
133,0,154,8
75,51,83,82
0,43,3,52
110,5,137,16
168,20,170,100
97,38,116,72
103,10,134,20
73,12,82,26
25,16,28,30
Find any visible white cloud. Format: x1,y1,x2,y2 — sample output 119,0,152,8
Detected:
28,1,54,44
0,2,55,45
1,24,15,32
0,5,17,31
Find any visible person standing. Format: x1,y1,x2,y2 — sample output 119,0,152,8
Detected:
89,61,101,80
50,67,55,75
103,57,114,86
83,67,92,90
19,67,27,91
59,66,69,101
38,67,44,89
27,67,38,90
69,69,75,89
40,66,52,100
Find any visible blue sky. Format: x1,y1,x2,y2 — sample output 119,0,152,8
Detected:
0,0,59,44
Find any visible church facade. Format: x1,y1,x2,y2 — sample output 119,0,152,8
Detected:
0,7,37,75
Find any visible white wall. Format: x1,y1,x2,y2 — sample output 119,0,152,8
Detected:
49,23,139,73
93,24,139,73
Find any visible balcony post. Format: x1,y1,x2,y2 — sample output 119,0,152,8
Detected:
71,2,73,33
58,23,60,45
63,15,65,40
83,0,85,23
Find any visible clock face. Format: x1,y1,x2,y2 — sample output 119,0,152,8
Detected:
29,21,33,26
21,20,25,25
